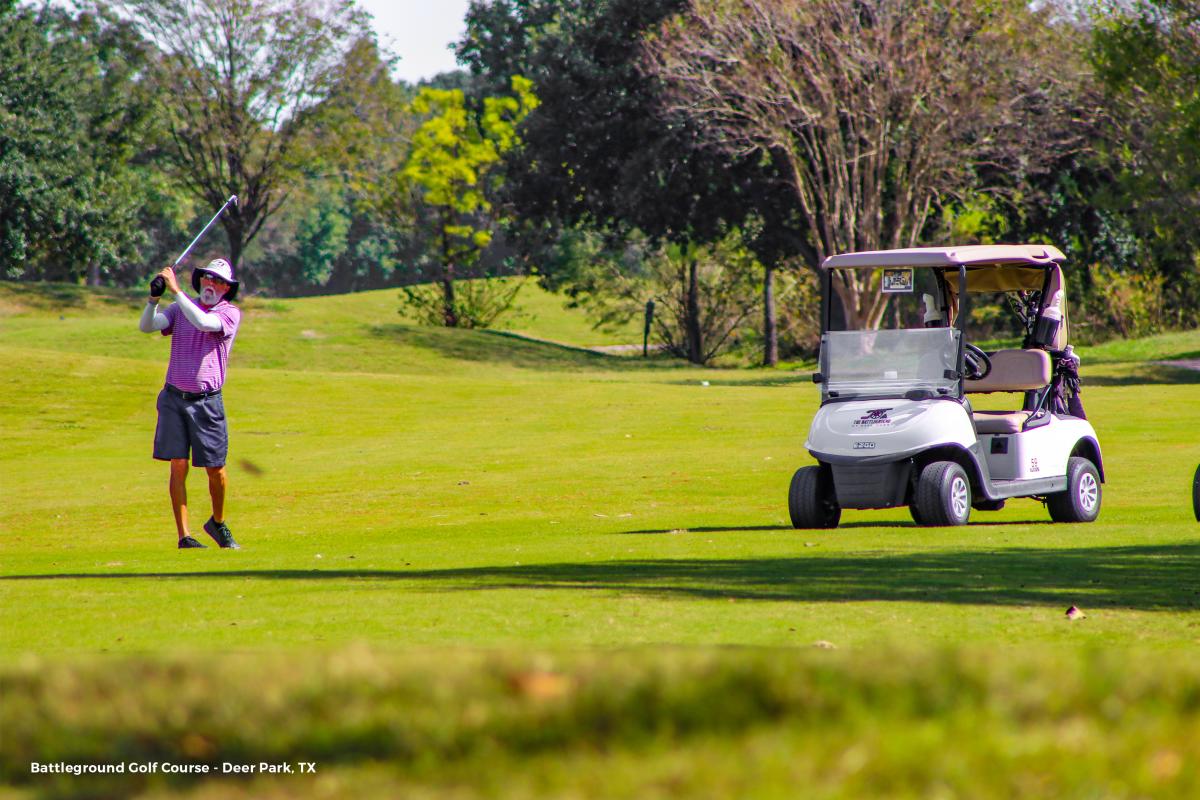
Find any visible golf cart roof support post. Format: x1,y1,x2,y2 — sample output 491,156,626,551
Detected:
820,268,833,333
935,271,951,320
956,264,969,397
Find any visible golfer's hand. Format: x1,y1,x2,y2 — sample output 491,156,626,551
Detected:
159,267,181,295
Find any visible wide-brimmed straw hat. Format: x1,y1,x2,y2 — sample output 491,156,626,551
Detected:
191,258,239,301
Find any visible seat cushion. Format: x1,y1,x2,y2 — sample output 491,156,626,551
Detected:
973,410,1031,434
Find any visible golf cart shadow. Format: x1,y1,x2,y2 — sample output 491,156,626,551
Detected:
833,519,1056,529
620,519,1056,534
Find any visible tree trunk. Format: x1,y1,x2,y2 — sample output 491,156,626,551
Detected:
441,223,458,327
686,256,703,364
87,263,101,287
228,231,244,272
442,268,458,327
762,263,777,366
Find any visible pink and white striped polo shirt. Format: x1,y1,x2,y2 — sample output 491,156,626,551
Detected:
161,297,241,393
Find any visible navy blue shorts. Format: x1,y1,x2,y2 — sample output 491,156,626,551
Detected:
153,387,228,467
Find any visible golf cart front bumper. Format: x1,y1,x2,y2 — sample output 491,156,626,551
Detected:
816,458,914,509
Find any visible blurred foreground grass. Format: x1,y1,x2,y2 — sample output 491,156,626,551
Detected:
3,646,1198,799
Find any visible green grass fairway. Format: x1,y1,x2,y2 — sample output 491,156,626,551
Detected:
2,281,1199,798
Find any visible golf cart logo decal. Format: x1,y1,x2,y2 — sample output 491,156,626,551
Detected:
1030,457,1039,473
854,441,876,450
881,269,914,293
853,409,893,427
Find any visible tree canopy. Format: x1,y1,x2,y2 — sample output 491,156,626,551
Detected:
113,0,374,269
646,0,1086,328
0,0,1196,350
0,3,155,281
1092,0,1200,296
394,75,538,326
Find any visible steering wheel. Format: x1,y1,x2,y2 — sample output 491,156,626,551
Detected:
963,343,992,380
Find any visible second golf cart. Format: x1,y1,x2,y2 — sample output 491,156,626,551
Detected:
790,244,1103,528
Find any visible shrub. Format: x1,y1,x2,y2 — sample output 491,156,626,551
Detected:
1073,264,1166,343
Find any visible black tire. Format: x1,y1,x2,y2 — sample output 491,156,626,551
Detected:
914,461,972,526
1192,464,1199,522
1047,457,1102,523
788,466,840,529
908,502,926,526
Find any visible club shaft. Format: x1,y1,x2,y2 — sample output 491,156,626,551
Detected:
172,195,238,267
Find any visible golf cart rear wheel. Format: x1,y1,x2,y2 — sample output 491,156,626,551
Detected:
1191,464,1199,522
1047,457,1102,523
914,461,972,526
789,466,841,529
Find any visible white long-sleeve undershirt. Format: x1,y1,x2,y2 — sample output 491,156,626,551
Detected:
139,301,168,332
138,294,223,334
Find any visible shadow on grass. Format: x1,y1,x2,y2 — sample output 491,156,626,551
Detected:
667,375,815,387
6,544,1199,611
0,280,290,317
1083,364,1200,386
369,324,688,372
0,281,144,313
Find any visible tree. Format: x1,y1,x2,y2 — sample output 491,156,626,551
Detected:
0,3,156,281
1091,0,1200,326
558,228,765,362
460,0,808,363
392,76,537,327
645,0,1086,328
244,36,415,296
0,4,82,276
113,0,373,271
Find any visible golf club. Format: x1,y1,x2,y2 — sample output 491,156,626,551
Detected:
150,194,239,296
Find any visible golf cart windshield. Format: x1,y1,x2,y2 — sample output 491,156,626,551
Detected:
821,328,961,400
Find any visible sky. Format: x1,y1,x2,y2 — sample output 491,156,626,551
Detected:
357,0,473,84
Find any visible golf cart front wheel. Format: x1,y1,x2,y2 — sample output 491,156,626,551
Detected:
914,461,971,526
788,466,840,529
1047,457,1102,523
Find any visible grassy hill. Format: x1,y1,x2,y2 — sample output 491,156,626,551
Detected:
2,281,1199,798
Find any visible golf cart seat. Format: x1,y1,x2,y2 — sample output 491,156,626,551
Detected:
972,410,1035,434
966,349,1052,434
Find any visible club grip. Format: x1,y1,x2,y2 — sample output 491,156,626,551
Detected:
150,276,166,297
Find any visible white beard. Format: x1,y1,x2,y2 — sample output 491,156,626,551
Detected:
200,288,221,305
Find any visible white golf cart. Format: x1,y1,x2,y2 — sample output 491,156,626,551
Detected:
789,245,1104,528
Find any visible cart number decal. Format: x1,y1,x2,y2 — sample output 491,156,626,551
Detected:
854,441,876,450
882,269,914,293
1030,458,1039,473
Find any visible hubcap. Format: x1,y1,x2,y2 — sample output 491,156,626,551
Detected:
1078,472,1099,513
950,476,970,519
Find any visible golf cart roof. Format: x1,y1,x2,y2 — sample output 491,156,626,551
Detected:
822,245,1067,294
822,245,1065,270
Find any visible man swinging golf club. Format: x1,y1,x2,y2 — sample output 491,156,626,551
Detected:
138,258,242,549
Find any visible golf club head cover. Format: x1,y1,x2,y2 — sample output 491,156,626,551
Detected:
150,276,166,298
